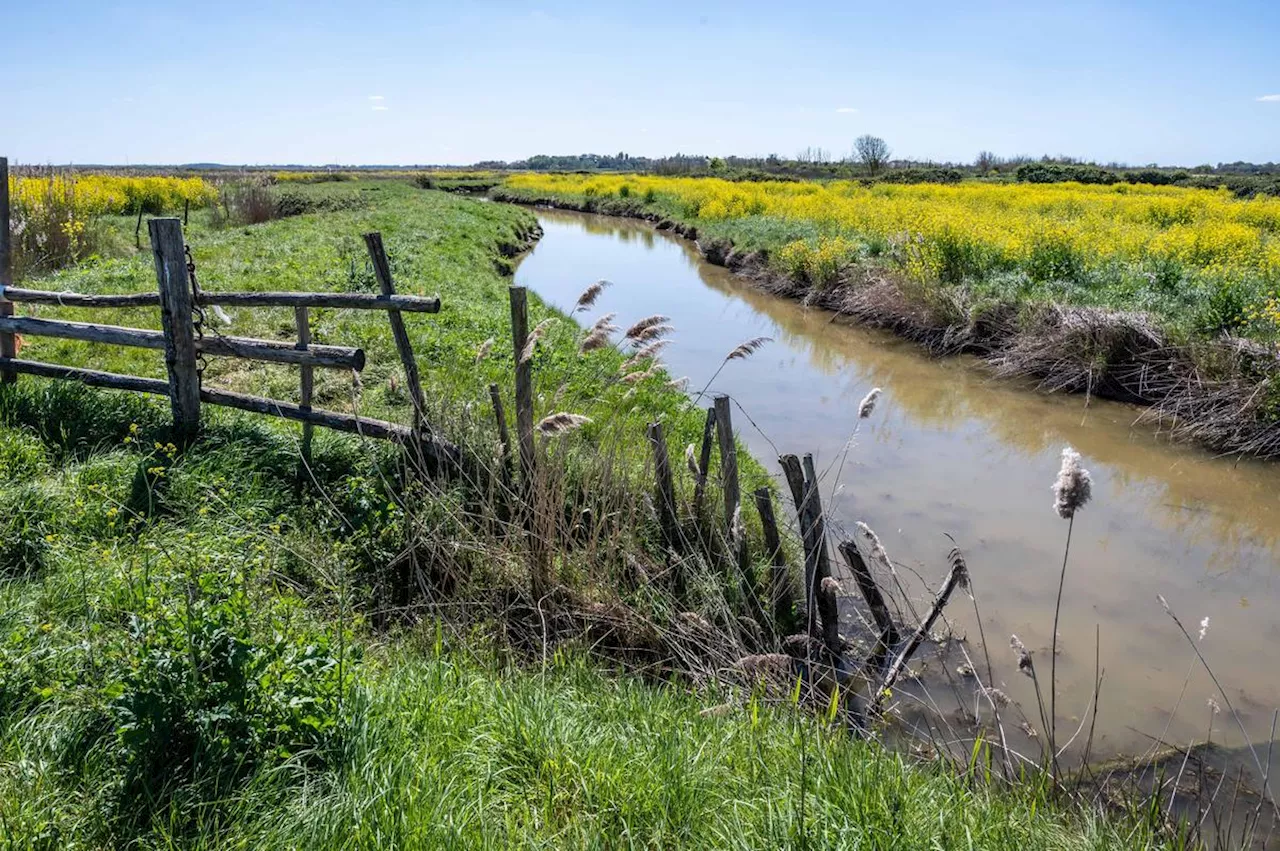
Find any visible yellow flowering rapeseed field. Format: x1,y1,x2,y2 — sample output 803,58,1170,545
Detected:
504,173,1280,334
8,172,217,217
6,172,218,276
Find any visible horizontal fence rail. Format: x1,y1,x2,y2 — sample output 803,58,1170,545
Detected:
0,285,441,313
0,315,366,370
0,357,415,441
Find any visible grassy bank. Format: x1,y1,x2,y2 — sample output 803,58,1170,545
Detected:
494,174,1280,457
0,180,1187,848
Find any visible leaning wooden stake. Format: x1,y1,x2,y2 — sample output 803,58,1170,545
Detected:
295,306,315,473
753,487,794,631
647,421,678,555
149,218,201,442
0,156,15,384
871,548,969,714
363,232,429,434
838,540,899,672
692,405,716,511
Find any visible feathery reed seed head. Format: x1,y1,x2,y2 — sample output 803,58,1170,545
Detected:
858,387,882,419
630,324,674,345
1010,634,1034,677
573,279,611,312
535,412,591,436
579,313,619,353
624,340,670,369
685,444,699,477
624,314,670,340
724,336,772,362
520,318,554,364
474,336,495,364
856,521,895,574
1052,446,1093,519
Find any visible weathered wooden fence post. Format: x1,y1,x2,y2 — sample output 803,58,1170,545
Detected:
714,394,768,639
801,453,839,651
508,286,545,598
363,232,428,434
753,486,794,630
0,156,15,384
295,306,314,472
647,420,678,554
149,218,201,442
779,453,838,650
713,395,739,532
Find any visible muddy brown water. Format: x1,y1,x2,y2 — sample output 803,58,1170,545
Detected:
515,207,1280,773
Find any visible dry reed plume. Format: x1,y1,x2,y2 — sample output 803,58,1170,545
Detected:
573,279,612,312
725,336,772,362
520,318,555,364
858,387,882,419
1052,447,1092,519
580,313,618,353
535,412,591,435
630,324,674,345
624,315,670,340
475,337,495,364
624,340,670,369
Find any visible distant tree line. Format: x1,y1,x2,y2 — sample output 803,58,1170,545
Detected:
468,145,1279,196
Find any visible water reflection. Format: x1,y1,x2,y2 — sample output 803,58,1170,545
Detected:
517,208,1280,756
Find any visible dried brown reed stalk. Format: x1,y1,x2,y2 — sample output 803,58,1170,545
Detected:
1049,446,1091,771
694,336,773,401
580,313,618,353
573,279,612,312
726,336,772,362
623,340,670,369
858,387,882,419
621,365,661,384
1010,634,1034,677
624,314,670,340
630,324,674,345
475,336,495,364
520,318,555,364
535,412,591,436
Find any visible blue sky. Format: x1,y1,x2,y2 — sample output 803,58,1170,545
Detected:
3,0,1277,166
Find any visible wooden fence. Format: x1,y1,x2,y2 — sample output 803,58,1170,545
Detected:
0,156,444,460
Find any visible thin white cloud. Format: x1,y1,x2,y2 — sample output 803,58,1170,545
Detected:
1257,94,1280,102
369,95,385,101
836,106,858,114
371,105,389,111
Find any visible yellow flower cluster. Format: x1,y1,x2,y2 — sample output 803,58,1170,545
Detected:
505,173,1280,286
7,172,217,217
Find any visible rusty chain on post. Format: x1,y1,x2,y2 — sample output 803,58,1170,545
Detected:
184,244,209,384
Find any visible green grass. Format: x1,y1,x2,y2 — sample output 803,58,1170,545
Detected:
0,181,1184,849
